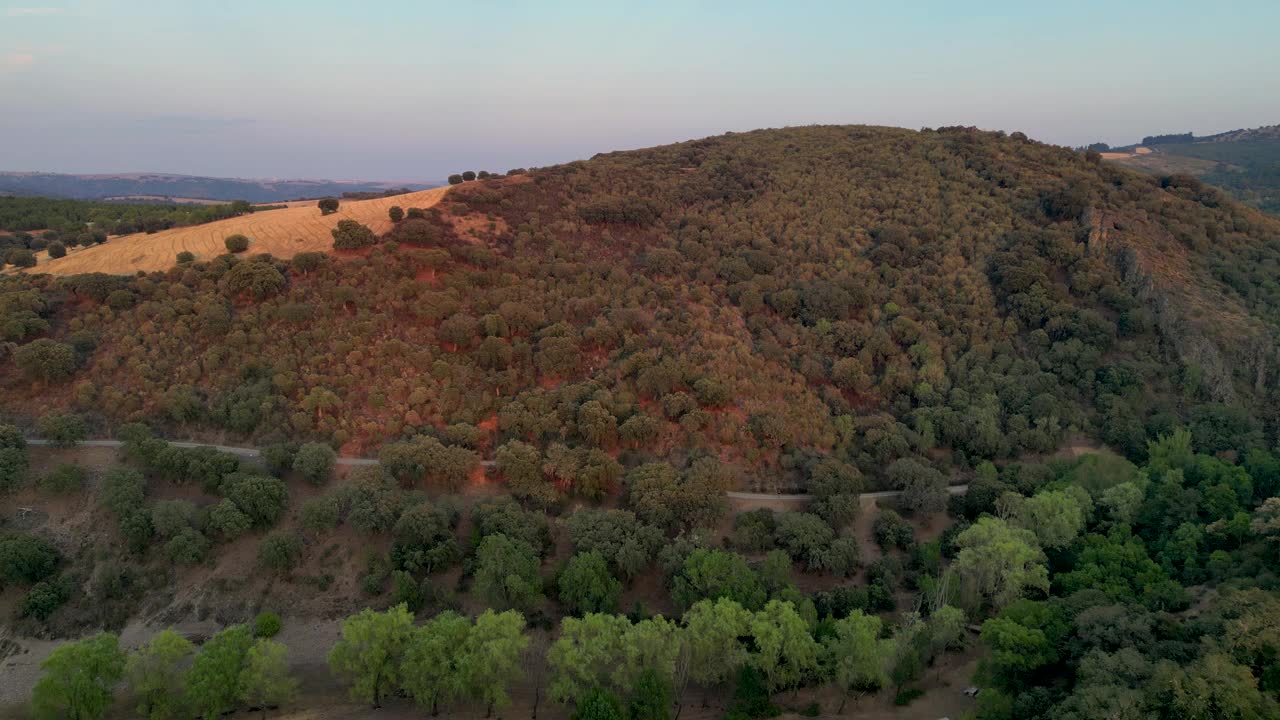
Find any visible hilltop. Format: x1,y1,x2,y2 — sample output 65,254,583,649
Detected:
1099,124,1280,214
0,171,437,204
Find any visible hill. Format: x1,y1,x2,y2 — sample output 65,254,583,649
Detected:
6,126,1280,720
20,186,450,275
3,125,1279,482
1100,124,1280,214
0,171,437,204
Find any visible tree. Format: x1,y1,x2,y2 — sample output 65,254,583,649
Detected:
238,639,298,719
887,458,948,515
31,633,125,720
630,667,674,720
220,259,286,298
254,611,282,638
328,604,416,707
15,339,77,383
474,533,542,612
548,613,631,704
32,412,84,448
808,457,863,529
292,442,335,485
186,625,254,720
207,498,253,541
1156,652,1276,720
402,611,471,715
388,205,405,222
318,198,340,215
684,598,753,690
573,688,626,720
559,551,622,615
976,600,1065,693
456,609,529,717
774,512,835,571
749,600,820,693
224,234,250,253
0,533,62,586
448,174,464,185
47,241,66,258
391,501,460,573
126,628,194,720
331,219,377,249
176,251,195,264
823,611,892,711
671,549,766,611
497,440,557,508
951,516,1049,612
258,532,304,573
463,171,477,181
222,474,288,527
1006,488,1089,549
0,424,29,492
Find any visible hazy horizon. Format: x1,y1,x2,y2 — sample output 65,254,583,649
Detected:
3,0,1278,181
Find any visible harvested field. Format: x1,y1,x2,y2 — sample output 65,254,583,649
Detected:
26,186,450,276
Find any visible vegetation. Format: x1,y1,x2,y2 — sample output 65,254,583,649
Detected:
9,126,1280,718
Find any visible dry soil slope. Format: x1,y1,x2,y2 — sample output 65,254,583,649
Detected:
29,186,450,276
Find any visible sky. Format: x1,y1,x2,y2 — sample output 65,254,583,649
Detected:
2,0,1278,181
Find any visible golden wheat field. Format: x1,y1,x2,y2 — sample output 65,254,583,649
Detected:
28,186,451,276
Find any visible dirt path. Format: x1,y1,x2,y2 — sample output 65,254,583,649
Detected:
24,438,970,505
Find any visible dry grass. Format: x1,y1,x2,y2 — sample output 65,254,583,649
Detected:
27,186,451,276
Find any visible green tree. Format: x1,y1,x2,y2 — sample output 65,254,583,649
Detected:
402,611,471,715
951,516,1049,612
31,633,125,720
684,598,753,690
254,611,282,638
186,625,254,720
318,198,340,215
559,551,622,615
328,604,415,707
457,609,529,716
47,241,66,258
671,549,766,611
15,339,78,383
125,628,194,720
0,424,28,492
238,639,298,719
548,613,631,704
573,688,626,720
222,474,288,527
749,600,820,693
224,234,250,253
292,442,336,485
258,532,304,573
1005,488,1089,549
36,412,86,447
389,206,405,222
331,219,377,249
474,533,542,612
630,666,675,720
823,611,892,711
887,458,948,515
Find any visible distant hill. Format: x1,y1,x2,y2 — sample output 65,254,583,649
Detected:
0,171,439,203
1098,125,1280,214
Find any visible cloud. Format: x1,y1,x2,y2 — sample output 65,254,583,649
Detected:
6,7,65,16
2,53,36,68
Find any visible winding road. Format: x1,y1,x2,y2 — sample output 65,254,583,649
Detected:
25,438,969,502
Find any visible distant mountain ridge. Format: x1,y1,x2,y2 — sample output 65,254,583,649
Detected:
1099,124,1280,215
0,171,439,203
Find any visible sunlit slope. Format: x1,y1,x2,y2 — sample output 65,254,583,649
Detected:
31,186,450,275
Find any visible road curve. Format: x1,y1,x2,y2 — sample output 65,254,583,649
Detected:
26,437,968,503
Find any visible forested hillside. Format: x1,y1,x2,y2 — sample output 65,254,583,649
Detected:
6,125,1280,720
2,125,1280,493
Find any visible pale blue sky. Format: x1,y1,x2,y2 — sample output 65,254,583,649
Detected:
2,0,1277,181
